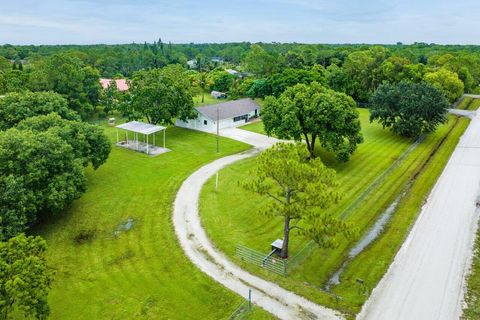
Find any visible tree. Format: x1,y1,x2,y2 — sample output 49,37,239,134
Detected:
208,70,235,92
242,143,351,258
284,51,305,69
267,67,327,97
243,45,278,77
262,82,363,161
100,79,119,114
0,129,86,239
0,70,28,94
0,91,80,130
27,53,101,118
16,113,111,170
0,115,110,239
246,79,272,98
0,56,11,72
424,68,464,103
369,82,449,138
123,65,196,125
0,234,54,319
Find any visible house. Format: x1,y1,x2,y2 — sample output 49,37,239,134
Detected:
211,90,227,99
225,68,239,76
211,56,224,63
99,78,129,91
187,59,197,69
176,98,260,132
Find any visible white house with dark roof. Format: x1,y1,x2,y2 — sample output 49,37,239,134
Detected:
175,98,260,132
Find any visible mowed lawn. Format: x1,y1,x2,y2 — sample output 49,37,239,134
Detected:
34,125,274,319
200,109,469,316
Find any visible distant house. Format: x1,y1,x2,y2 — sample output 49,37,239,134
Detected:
187,59,197,69
211,90,227,99
176,98,260,132
211,56,224,63
99,78,129,91
225,68,239,76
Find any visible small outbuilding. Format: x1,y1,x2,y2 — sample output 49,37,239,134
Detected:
175,98,260,132
115,121,169,156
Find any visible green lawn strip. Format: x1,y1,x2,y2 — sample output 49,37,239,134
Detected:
463,221,480,320
193,91,226,106
332,116,470,314
457,96,473,110
35,126,258,319
456,96,480,111
199,111,468,317
467,98,480,111
238,121,267,135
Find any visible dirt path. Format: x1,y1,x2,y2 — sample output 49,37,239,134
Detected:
358,111,480,320
172,130,342,320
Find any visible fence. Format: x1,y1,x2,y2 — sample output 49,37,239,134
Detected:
237,245,288,275
236,241,318,276
228,289,252,320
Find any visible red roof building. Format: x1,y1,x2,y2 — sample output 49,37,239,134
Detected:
100,78,129,91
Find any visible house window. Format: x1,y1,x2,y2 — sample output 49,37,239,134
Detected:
204,120,208,125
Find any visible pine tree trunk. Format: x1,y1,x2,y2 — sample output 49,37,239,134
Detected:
280,216,290,259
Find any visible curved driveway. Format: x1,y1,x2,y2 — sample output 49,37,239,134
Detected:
173,128,342,319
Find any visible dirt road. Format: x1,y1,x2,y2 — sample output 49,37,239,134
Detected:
358,111,480,320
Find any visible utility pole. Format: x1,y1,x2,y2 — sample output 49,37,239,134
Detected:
216,106,219,153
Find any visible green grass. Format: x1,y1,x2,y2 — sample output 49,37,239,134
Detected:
238,121,267,135
33,125,277,319
199,109,469,317
463,222,480,319
193,92,224,106
457,97,480,110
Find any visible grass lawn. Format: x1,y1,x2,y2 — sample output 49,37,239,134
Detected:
193,91,224,106
34,125,274,319
457,96,480,110
239,121,268,135
463,222,480,319
200,109,470,317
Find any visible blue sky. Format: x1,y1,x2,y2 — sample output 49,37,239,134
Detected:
0,0,479,45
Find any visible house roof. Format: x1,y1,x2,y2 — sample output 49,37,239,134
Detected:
116,121,166,135
100,78,129,91
195,98,260,121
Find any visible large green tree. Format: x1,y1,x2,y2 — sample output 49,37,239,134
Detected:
100,79,119,114
243,45,278,77
267,66,327,97
369,82,449,138
0,234,54,319
123,65,196,125
0,114,110,239
262,82,363,161
0,91,79,130
208,69,235,92
243,143,351,259
27,53,101,118
16,113,111,169
424,68,464,103
0,129,86,239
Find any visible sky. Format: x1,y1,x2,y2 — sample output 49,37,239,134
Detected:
0,0,479,45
